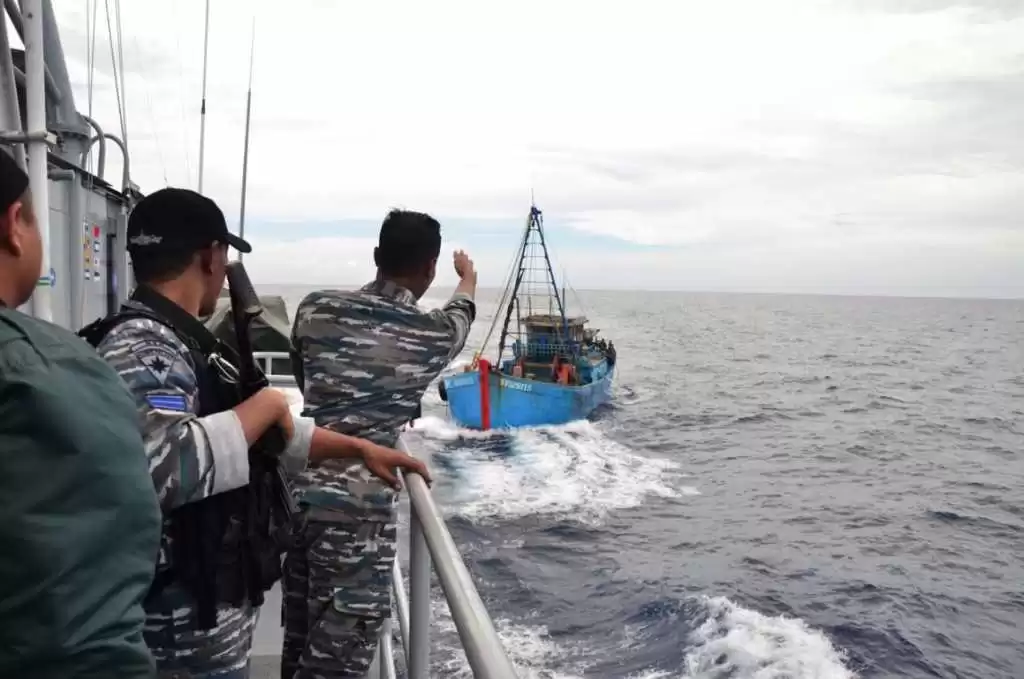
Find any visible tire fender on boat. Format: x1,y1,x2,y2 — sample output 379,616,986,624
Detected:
438,380,448,402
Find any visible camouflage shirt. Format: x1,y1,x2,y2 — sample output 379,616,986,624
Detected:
291,279,475,515
95,299,313,676
96,314,252,513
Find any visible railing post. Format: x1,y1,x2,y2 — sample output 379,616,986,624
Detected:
408,505,431,679
400,466,520,679
378,617,397,679
392,559,411,666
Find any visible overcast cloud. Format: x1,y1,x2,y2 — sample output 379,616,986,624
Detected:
32,1,1024,295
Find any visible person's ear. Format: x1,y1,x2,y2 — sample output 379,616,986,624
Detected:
198,244,218,275
2,200,29,256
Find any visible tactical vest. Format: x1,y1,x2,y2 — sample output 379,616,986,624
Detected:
79,287,288,630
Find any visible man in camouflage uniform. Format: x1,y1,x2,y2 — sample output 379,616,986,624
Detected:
90,190,429,678
286,209,478,678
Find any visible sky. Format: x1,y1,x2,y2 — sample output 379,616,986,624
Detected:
27,1,1024,296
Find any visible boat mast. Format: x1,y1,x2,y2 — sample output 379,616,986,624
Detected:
237,17,255,261
496,204,570,361
531,206,569,338
197,0,210,192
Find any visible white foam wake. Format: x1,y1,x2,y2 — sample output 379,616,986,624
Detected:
428,598,586,679
681,596,855,679
628,596,856,679
407,416,694,526
426,594,855,679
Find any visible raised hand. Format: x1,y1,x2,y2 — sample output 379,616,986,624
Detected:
453,250,476,282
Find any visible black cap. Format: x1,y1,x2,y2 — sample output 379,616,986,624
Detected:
0,149,29,214
127,187,251,256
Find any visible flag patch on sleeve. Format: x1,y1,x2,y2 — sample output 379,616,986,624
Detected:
145,394,188,412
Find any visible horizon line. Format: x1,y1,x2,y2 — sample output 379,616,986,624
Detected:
252,282,1024,303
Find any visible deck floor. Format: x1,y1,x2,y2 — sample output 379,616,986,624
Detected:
250,654,280,679
251,584,283,678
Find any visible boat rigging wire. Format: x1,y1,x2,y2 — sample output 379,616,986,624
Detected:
132,30,168,185
103,0,126,158
114,0,126,152
471,217,531,367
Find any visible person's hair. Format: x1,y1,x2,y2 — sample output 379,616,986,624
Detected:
373,209,441,276
0,188,33,248
131,248,199,284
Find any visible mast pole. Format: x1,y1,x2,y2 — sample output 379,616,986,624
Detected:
197,0,210,192
531,207,568,341
23,0,52,320
237,17,255,261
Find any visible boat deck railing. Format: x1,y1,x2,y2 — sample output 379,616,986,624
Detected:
253,351,296,389
512,340,580,358
253,352,519,679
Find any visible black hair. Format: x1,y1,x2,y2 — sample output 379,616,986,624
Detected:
0,187,33,249
373,209,441,277
131,248,200,284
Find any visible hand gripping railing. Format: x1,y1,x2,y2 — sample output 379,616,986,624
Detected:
379,439,519,679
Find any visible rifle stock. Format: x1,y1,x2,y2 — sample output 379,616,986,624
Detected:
225,261,297,517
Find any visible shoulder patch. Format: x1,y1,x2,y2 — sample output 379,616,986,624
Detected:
130,338,182,385
145,394,188,412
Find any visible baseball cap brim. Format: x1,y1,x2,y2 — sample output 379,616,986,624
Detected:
224,232,252,254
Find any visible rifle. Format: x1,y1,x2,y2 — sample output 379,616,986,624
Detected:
225,260,297,520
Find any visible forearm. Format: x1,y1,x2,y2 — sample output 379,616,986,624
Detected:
434,290,476,359
453,274,476,300
149,411,250,510
308,426,367,464
233,387,289,444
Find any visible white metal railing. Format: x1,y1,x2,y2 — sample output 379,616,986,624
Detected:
389,458,519,679
253,351,297,388
254,351,519,678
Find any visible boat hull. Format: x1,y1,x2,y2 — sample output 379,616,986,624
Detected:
442,368,615,429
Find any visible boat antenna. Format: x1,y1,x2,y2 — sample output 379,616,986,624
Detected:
197,0,211,192
237,16,255,261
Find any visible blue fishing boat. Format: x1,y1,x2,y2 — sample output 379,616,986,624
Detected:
441,205,616,429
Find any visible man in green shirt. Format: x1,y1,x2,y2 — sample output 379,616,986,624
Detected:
0,150,162,678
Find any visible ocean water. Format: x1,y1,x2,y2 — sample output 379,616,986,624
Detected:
260,284,1024,679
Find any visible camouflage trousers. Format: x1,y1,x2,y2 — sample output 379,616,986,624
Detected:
280,508,397,679
144,583,258,678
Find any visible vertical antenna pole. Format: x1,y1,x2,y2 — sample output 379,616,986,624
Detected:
562,268,567,317
197,0,210,192
237,16,255,261
23,0,52,320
